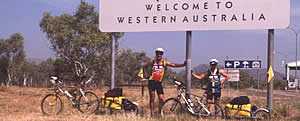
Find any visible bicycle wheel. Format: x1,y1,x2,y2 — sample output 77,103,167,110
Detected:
253,110,270,121
124,103,139,116
198,102,224,119
41,94,63,115
122,99,139,115
160,98,183,117
78,92,99,114
224,106,231,119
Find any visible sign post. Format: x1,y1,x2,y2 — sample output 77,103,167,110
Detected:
224,59,262,99
221,69,240,95
267,29,274,111
186,31,192,95
111,33,116,89
257,56,260,97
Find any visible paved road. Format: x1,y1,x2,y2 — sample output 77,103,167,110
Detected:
273,90,300,97
246,88,300,97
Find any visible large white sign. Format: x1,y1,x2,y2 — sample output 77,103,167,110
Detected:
220,69,240,82
99,0,290,32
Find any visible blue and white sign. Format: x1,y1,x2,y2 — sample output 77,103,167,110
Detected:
225,60,261,69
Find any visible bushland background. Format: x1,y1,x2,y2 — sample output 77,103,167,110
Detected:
1,1,299,120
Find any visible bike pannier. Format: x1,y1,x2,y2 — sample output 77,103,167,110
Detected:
229,96,250,105
225,104,252,117
104,88,123,97
100,96,125,110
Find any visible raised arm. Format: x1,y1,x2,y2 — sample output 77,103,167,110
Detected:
220,71,230,84
166,60,186,67
192,71,208,80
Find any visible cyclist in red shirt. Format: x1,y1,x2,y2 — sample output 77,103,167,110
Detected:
143,48,186,117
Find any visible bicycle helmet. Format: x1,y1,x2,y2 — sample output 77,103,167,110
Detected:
210,59,218,65
155,48,164,53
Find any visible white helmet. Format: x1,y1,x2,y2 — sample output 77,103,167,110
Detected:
155,48,164,53
209,59,218,65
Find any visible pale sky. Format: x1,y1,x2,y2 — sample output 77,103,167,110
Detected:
0,0,300,73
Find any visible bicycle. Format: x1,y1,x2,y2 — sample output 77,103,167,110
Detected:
41,78,99,115
41,61,99,115
160,78,224,119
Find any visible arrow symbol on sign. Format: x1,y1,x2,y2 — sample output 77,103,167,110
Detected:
226,62,232,67
242,61,249,68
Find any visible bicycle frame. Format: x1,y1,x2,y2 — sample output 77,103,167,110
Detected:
173,80,212,116
53,85,90,106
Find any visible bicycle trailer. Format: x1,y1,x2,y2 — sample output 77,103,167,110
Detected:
225,96,254,118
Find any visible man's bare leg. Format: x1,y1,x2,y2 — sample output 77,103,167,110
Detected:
149,91,155,117
158,94,164,114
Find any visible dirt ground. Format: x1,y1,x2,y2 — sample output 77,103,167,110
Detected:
0,86,299,121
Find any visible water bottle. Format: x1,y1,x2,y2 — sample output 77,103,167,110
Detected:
65,90,73,98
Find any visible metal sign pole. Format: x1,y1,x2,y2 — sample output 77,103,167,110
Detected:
267,29,274,111
257,56,259,97
296,31,298,91
226,56,229,96
111,33,116,89
237,81,239,96
186,31,192,95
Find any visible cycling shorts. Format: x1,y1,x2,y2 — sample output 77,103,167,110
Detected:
148,80,164,95
206,91,221,101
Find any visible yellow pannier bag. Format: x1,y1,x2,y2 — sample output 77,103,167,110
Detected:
225,103,251,117
100,96,125,110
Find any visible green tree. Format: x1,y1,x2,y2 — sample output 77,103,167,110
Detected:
238,70,252,89
115,49,151,84
0,33,25,86
40,1,124,83
0,41,7,85
36,58,55,87
20,61,37,87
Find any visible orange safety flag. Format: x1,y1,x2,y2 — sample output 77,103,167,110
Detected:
267,66,274,83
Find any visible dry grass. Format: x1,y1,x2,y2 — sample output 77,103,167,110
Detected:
0,85,299,121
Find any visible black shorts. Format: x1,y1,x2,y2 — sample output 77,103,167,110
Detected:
206,92,221,101
148,80,164,95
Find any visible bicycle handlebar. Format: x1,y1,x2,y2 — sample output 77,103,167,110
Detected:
173,78,186,90
173,78,222,91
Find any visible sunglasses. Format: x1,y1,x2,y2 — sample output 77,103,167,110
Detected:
156,52,164,55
